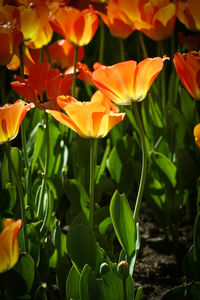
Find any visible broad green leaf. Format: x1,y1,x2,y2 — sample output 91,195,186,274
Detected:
66,266,80,300
2,147,23,188
67,223,97,272
52,222,68,300
110,190,135,256
168,70,179,107
96,138,110,184
5,253,35,297
65,179,89,219
27,223,40,267
151,151,177,187
135,286,143,300
80,264,99,300
31,124,44,173
108,136,135,194
125,275,135,300
180,86,196,124
162,282,200,300
97,270,124,300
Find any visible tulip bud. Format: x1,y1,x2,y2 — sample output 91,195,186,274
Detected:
117,261,129,280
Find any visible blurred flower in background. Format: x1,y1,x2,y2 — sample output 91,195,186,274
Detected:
0,219,22,273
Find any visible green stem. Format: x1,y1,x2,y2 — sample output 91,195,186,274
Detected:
123,280,127,300
160,41,166,120
5,143,28,252
89,138,95,229
44,46,52,67
133,103,148,222
0,66,6,104
138,32,148,58
99,18,105,64
72,46,79,98
37,112,50,217
119,38,125,62
40,47,44,63
19,42,24,79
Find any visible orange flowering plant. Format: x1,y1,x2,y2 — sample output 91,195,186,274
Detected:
1,0,200,298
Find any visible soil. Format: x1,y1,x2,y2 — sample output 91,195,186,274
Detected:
134,204,194,300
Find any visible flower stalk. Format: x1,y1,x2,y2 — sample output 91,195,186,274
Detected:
4,143,28,252
133,102,148,222
89,138,96,229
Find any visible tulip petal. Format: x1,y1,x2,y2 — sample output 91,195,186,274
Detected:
0,219,22,273
92,61,137,105
133,57,164,101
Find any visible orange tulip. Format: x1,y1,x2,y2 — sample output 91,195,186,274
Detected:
51,5,99,46
0,100,33,145
0,219,22,273
0,5,23,65
174,52,200,100
97,0,136,39
11,63,73,110
176,0,200,31
134,0,176,41
47,91,125,138
18,0,53,49
92,57,167,105
194,123,200,148
45,39,85,70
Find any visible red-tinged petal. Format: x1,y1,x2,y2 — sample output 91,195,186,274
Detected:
47,39,85,70
174,52,200,100
77,62,93,86
28,63,50,96
11,81,37,103
57,95,78,111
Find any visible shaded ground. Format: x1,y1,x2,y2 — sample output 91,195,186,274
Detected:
134,205,194,300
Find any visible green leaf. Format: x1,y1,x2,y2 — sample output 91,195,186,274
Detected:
162,282,200,300
2,147,23,188
97,270,124,300
80,264,99,300
108,136,135,194
180,86,196,124
66,266,80,300
110,190,135,256
5,253,35,297
125,275,135,300
151,151,177,187
52,221,68,299
96,138,110,184
67,223,97,272
27,223,40,267
65,179,89,220
31,124,44,173
135,286,143,300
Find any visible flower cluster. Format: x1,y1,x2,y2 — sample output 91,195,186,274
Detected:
1,0,200,287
